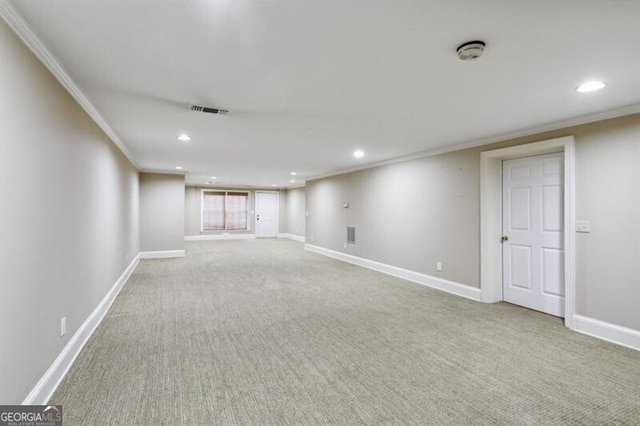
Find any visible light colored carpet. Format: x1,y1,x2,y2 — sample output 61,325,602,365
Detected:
51,239,640,425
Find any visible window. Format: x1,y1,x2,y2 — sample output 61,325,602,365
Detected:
202,191,249,231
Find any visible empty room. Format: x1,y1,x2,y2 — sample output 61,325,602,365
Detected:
0,0,639,424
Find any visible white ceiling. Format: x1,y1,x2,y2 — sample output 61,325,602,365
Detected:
8,0,640,188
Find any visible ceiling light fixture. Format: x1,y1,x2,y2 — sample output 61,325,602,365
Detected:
210,176,217,179
289,179,295,183
177,134,191,142
175,166,184,170
271,184,277,187
576,81,606,93
353,150,365,159
290,172,297,176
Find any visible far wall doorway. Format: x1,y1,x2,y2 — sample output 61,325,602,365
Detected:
255,191,279,238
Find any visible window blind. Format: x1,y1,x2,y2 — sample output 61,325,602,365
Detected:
202,191,226,230
226,192,248,230
202,191,248,231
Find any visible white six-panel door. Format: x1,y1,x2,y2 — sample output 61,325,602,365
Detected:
502,153,565,317
255,191,278,238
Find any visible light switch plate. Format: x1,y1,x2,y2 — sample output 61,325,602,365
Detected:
576,220,590,233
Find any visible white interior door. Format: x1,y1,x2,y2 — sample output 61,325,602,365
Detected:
502,152,565,317
255,192,278,238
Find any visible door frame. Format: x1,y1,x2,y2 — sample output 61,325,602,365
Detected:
480,136,576,329
254,191,280,238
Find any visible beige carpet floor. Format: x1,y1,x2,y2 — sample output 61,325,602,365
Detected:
50,239,640,425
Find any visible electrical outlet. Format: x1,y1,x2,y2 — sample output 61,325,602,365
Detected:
576,220,590,233
436,261,442,272
60,317,66,337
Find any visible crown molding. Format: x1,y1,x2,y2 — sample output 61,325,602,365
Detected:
0,0,139,169
307,103,640,182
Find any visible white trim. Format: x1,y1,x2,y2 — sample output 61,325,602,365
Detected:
255,191,279,238
305,244,482,302
278,233,306,243
573,315,640,351
138,250,185,259
185,234,256,241
0,1,138,169
286,183,306,190
306,104,639,183
480,136,576,326
22,254,141,405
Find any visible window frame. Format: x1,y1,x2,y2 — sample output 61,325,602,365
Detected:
200,189,251,232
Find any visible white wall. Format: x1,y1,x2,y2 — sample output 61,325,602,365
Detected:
306,114,640,331
284,187,306,238
278,189,288,233
306,149,480,286
573,117,640,329
0,19,140,404
140,173,185,252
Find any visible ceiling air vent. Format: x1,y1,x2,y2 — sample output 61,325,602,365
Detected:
190,105,229,115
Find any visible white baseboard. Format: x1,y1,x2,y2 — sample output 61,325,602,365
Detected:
304,244,482,302
185,234,256,241
572,315,640,351
278,233,306,243
23,254,141,405
139,250,185,259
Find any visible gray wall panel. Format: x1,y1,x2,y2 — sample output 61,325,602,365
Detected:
0,19,140,404
307,114,640,330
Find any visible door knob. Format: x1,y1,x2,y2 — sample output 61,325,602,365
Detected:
500,235,508,243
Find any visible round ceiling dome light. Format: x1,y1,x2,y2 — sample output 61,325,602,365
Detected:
576,81,606,93
457,40,486,61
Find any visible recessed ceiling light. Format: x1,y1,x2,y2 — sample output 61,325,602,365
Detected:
205,181,211,184
175,166,183,170
290,172,297,176
177,134,191,142
289,179,295,183
353,150,365,158
576,81,606,93
210,176,217,179
271,184,277,187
